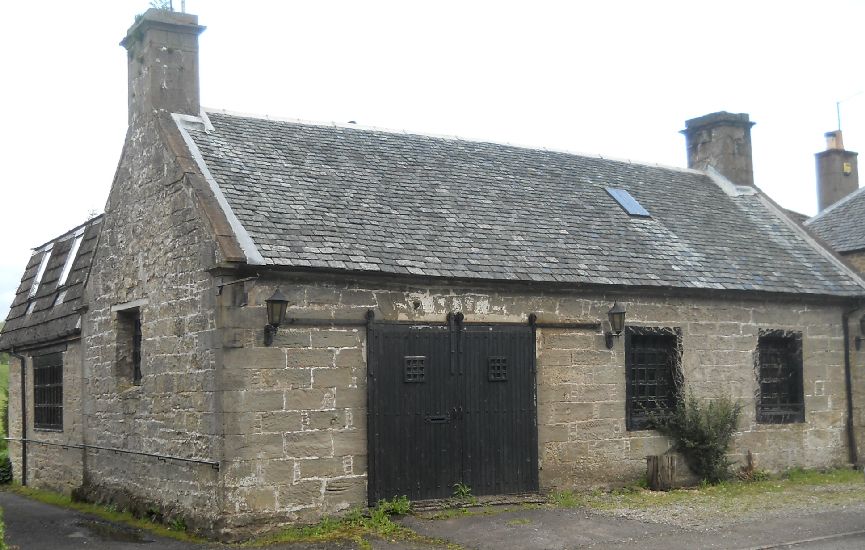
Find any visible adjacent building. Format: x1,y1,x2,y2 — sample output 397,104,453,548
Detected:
805,130,865,274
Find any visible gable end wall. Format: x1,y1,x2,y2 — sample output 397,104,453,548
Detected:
80,113,224,532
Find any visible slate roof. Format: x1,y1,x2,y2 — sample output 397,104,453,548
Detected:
0,216,102,350
805,186,865,253
183,111,865,297
782,208,809,226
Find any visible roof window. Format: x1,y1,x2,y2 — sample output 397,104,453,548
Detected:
28,244,54,299
57,231,85,287
605,187,651,218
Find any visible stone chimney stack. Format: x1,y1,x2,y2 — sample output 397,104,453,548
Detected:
121,9,206,125
816,130,859,211
682,112,756,187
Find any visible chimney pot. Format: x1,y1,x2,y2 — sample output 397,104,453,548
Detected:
681,111,756,187
824,130,844,151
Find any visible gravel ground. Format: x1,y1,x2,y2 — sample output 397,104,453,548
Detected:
578,479,865,529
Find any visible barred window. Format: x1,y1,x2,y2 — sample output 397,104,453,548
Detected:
33,352,63,430
757,331,804,424
625,328,681,431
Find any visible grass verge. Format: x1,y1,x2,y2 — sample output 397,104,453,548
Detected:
243,502,456,550
548,467,864,527
0,506,6,550
1,484,205,544
0,356,8,455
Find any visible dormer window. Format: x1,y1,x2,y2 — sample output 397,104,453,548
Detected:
57,231,85,287
29,244,54,298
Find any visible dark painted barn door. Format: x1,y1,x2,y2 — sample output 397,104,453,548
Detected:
367,320,538,503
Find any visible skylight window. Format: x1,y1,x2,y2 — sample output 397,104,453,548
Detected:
28,244,54,299
605,187,651,218
57,231,84,287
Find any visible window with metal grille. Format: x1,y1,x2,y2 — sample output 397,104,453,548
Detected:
404,356,425,383
625,328,681,431
33,352,63,430
117,309,143,384
756,331,804,424
488,356,508,381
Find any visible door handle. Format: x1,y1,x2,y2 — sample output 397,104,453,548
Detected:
426,414,450,424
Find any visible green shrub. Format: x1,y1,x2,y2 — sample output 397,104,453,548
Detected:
652,391,742,483
0,455,11,485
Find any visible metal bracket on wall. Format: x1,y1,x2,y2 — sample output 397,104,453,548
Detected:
215,275,259,295
284,312,601,329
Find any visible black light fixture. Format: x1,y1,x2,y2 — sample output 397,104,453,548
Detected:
605,301,627,349
264,288,290,346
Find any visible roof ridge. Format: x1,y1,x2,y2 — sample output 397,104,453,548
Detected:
805,184,865,225
200,107,706,177
30,215,104,252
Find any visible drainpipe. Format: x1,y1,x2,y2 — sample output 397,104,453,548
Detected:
842,305,861,467
9,348,26,485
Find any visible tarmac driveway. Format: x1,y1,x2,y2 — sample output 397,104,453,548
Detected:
4,489,865,549
400,503,865,549
0,491,435,550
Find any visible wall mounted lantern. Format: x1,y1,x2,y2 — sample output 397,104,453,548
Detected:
856,314,865,351
264,288,290,346
605,301,627,349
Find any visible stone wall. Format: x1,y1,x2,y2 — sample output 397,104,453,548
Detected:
81,113,223,532
6,342,84,493
216,280,368,536
844,251,865,276
215,271,858,531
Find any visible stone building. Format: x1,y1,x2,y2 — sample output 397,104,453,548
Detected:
3,8,865,540
0,216,102,492
805,130,865,274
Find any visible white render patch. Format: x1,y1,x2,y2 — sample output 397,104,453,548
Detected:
705,166,758,197
173,112,266,266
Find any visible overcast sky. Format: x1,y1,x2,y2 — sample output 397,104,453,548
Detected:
1,0,863,319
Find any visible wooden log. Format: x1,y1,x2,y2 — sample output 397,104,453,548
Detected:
647,453,699,491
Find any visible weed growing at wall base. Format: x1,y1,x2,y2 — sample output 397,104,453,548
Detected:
243,497,450,549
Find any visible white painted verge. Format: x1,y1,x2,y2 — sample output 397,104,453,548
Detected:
172,112,266,266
